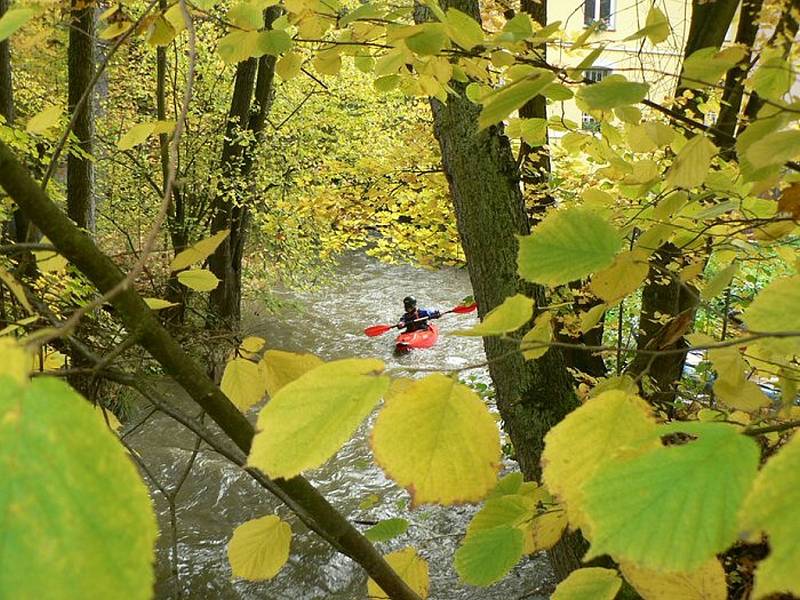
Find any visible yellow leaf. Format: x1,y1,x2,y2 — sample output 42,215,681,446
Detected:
177,268,220,292
25,105,61,135
542,390,657,528
0,267,33,314
453,293,533,336
371,373,501,506
621,559,726,600
701,263,738,300
95,405,122,432
276,51,303,80
679,260,705,283
665,135,717,189
742,275,800,358
248,359,388,478
580,304,607,333
221,358,266,412
531,507,568,551
98,21,132,40
144,298,178,311
33,242,67,272
367,547,429,599
0,338,30,385
313,49,341,76
170,230,230,272
146,15,176,46
227,515,291,581
552,567,622,600
713,379,770,412
259,349,323,397
590,250,649,304
164,3,187,33
239,336,265,360
521,311,552,360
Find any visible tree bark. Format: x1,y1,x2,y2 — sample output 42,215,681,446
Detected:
67,0,96,232
0,137,422,600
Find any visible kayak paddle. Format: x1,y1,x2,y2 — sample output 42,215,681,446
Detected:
364,302,477,337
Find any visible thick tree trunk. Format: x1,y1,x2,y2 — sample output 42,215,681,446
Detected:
67,0,96,231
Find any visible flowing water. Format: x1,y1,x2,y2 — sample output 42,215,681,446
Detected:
123,253,554,599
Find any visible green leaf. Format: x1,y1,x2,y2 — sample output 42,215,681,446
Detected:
681,46,746,89
466,495,536,549
742,275,800,357
744,129,800,170
365,518,410,542
0,377,156,598
0,7,33,42
576,75,649,111
218,30,260,64
248,359,388,479
371,373,501,506
625,6,669,45
453,293,533,336
228,1,263,30
500,13,532,41
740,432,800,598
552,568,622,600
590,250,649,304
625,121,675,152
144,297,179,310
276,51,303,80
700,263,738,300
146,15,176,46
404,23,448,56
259,349,323,397
256,29,292,56
170,230,230,271
25,104,61,135
517,207,622,286
478,72,556,130
752,54,793,101
454,526,524,586
665,135,717,189
367,547,429,599
177,268,220,292
445,8,483,50
221,357,266,411
583,422,760,571
227,515,291,581
521,311,552,359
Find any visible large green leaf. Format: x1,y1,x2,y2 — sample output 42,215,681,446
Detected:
0,377,156,597
741,432,800,598
454,525,524,586
453,293,533,336
744,130,800,170
517,207,622,286
478,72,555,129
664,135,717,189
681,46,746,89
365,518,410,542
576,75,649,111
742,275,800,357
445,8,483,50
582,422,760,571
248,358,388,478
552,567,622,600
0,7,33,42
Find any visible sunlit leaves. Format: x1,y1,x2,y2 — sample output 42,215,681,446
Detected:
367,547,429,599
258,29,293,56
583,422,760,571
25,104,61,135
665,135,717,189
454,526,524,586
177,268,220,291
365,518,409,542
227,515,291,581
625,121,675,153
741,432,800,598
553,568,621,600
261,349,323,397
744,130,800,170
452,293,533,336
0,377,156,598
228,2,263,30
681,46,746,89
146,16,176,46
371,374,501,506
0,7,33,42
444,8,483,50
542,390,656,527
590,250,649,304
277,49,303,80
700,263,738,300
249,358,388,478
626,6,670,45
118,120,175,150
620,559,727,600
478,71,556,129
0,338,31,384
221,358,266,411
518,207,622,286
575,75,648,111
98,20,132,40
218,31,260,64
742,275,800,357
144,297,179,310
170,230,230,271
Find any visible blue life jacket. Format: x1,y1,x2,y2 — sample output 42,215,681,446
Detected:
399,308,440,332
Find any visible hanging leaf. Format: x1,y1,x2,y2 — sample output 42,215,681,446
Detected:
371,373,501,506
365,518,409,542
98,20,132,40
518,207,622,286
552,568,622,600
144,297,179,310
620,559,727,600
0,377,156,598
367,547,429,599
478,72,556,130
665,135,717,189
744,129,800,170
466,494,536,545
218,30,261,64
751,54,793,102
227,515,291,581
742,275,800,357
454,525,524,586
146,15,176,46
25,104,62,135
170,230,230,272
238,336,266,360
276,51,303,80
582,422,760,571
590,250,649,304
118,122,155,150
625,6,670,44
542,390,657,528
700,263,738,300
740,432,800,598
257,29,293,56
452,293,533,336
681,46,746,89
521,311,552,360
220,357,266,412
177,268,220,292
0,7,33,42
259,349,323,397
444,8,483,50
248,359,388,479
228,1,263,30
576,75,649,111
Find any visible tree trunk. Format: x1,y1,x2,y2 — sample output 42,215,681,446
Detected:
67,0,96,232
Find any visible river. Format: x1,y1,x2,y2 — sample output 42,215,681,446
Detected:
123,253,554,599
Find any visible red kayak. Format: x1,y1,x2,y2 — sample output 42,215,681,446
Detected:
395,324,439,352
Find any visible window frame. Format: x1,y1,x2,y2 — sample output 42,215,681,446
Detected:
583,0,616,31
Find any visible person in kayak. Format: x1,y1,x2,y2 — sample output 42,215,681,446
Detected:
398,296,440,332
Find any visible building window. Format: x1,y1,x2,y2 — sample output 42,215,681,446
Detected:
582,67,611,131
584,0,614,30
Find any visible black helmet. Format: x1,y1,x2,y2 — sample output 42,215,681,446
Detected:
403,296,417,310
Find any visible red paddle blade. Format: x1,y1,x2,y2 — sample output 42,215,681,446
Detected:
364,324,393,336
451,302,478,314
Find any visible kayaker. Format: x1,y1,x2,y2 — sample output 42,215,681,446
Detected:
398,296,440,332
